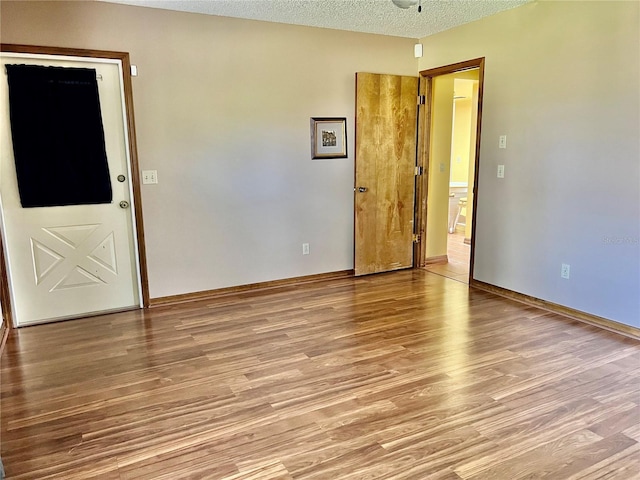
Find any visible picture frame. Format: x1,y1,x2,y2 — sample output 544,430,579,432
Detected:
310,117,347,159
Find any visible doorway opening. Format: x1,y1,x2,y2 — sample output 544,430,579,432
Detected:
416,59,484,284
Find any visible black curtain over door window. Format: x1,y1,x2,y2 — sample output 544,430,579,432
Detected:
5,64,112,208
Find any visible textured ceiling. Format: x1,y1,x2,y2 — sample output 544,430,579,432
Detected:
101,0,533,39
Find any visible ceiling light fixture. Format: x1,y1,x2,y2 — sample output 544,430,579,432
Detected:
391,0,422,12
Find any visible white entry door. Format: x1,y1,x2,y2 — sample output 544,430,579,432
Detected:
0,53,141,326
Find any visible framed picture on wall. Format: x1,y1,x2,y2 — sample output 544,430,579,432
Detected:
310,117,347,159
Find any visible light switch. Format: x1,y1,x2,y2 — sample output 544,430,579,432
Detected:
142,170,157,184
439,163,445,173
497,165,505,178
499,135,507,149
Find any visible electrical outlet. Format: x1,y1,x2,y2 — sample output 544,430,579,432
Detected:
302,243,310,255
499,135,507,149
497,165,505,178
561,263,570,279
142,170,158,184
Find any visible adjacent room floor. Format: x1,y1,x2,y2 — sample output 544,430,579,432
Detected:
424,230,471,283
1,270,639,479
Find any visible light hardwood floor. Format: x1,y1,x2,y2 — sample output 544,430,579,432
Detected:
1,270,639,479
424,231,470,284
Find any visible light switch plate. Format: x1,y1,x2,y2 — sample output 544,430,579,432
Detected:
499,135,507,149
497,165,505,178
142,170,157,184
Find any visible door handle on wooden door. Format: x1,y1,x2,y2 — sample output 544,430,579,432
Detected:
357,187,368,193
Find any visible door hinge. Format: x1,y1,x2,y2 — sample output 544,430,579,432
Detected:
413,233,421,243
414,166,423,176
417,95,426,105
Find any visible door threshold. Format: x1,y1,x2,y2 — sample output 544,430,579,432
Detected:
15,305,141,328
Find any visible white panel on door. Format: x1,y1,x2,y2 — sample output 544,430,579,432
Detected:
43,224,100,249
88,232,118,274
30,239,64,285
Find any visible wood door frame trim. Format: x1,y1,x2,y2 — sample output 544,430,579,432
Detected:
0,44,150,329
415,57,485,281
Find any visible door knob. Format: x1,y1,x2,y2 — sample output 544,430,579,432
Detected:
119,201,130,209
358,187,368,193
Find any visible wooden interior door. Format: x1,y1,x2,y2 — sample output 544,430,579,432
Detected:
355,73,418,276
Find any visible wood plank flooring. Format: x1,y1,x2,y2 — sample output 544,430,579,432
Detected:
423,230,470,284
1,269,638,479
